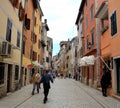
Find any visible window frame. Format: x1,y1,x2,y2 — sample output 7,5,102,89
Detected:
17,31,20,47
6,18,12,42
110,10,117,36
15,65,19,80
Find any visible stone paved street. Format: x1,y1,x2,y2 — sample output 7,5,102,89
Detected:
0,78,120,108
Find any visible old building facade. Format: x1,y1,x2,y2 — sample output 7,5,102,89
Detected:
22,0,39,86
0,0,24,97
0,0,52,98
41,19,49,69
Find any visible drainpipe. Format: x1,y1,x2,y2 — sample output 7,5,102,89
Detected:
20,1,26,88
95,0,101,87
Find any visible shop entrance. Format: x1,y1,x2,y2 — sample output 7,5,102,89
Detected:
116,58,120,93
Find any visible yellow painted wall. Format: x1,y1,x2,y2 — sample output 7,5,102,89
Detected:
0,1,22,64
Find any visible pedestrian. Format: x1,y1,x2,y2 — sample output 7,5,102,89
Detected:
100,67,111,97
68,71,71,78
40,69,53,103
48,69,53,78
52,73,56,80
31,68,41,95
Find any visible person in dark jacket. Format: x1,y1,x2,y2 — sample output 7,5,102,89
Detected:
40,69,53,103
101,68,111,97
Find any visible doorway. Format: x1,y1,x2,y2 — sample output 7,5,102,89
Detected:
116,58,120,93
87,66,89,85
92,66,94,84
7,64,12,93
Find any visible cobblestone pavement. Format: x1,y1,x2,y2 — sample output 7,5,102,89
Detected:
0,78,120,108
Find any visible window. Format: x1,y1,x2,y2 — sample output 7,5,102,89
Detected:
30,46,33,60
110,11,117,36
66,64,68,68
86,16,88,28
32,51,37,61
47,45,49,51
91,29,94,45
90,5,94,20
46,57,49,62
15,65,19,80
33,33,37,43
86,36,89,49
22,36,26,54
31,32,37,43
17,31,20,47
0,63,5,84
24,14,30,30
6,18,12,42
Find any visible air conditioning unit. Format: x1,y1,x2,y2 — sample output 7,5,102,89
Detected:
0,41,11,57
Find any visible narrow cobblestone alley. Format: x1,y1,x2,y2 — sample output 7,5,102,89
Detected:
0,78,120,108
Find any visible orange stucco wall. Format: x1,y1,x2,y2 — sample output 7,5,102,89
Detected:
101,29,111,58
82,0,99,86
24,0,34,58
108,0,120,57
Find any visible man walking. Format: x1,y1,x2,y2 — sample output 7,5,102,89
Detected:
40,69,53,103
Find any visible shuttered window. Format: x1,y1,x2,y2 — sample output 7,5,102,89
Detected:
17,31,20,47
15,65,19,80
111,11,117,36
25,14,30,30
6,18,12,42
91,29,94,45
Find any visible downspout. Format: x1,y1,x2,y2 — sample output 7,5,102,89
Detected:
95,0,101,87
20,1,26,88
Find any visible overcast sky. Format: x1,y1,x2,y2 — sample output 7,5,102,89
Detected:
40,0,82,56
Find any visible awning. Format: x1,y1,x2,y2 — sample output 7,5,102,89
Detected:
32,61,44,68
79,55,95,66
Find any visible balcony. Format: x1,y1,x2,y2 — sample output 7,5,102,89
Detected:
95,1,108,20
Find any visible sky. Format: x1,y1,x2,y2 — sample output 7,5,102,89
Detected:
40,0,82,56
